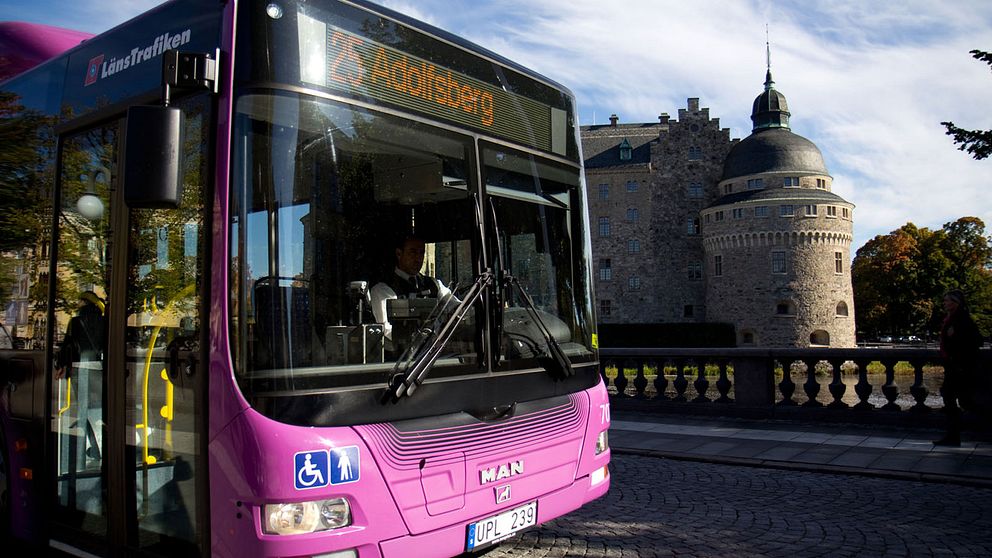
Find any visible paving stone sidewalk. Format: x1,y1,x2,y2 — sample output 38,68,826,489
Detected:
609,412,992,486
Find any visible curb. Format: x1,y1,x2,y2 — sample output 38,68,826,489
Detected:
612,446,992,489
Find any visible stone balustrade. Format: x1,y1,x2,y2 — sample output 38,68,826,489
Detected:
599,347,992,428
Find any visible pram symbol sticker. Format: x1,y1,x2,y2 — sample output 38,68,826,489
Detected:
330,446,360,485
294,450,329,490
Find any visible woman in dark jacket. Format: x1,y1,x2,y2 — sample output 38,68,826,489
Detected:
934,290,983,446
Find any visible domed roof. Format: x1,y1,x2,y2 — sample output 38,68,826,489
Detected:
722,127,829,180
721,68,829,180
751,70,790,131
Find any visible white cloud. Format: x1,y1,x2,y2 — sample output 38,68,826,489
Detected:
389,0,992,249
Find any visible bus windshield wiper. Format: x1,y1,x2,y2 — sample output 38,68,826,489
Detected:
503,274,574,380
383,271,493,403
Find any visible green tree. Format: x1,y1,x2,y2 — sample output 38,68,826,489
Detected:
852,218,992,339
941,49,992,160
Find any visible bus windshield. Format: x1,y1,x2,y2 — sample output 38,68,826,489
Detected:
230,91,595,405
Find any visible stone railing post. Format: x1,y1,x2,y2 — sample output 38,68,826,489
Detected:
880,359,901,411
672,359,689,402
715,360,733,404
632,359,648,398
730,354,774,407
613,360,629,397
801,358,823,408
653,360,670,401
908,357,930,414
827,358,849,409
852,357,873,410
777,358,797,406
692,361,711,403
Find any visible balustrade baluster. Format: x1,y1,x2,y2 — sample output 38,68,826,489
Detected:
880,359,900,411
692,361,710,403
613,360,629,397
673,359,689,402
853,359,874,410
827,359,848,409
653,360,670,401
777,359,797,406
715,360,733,403
801,359,823,408
908,359,930,413
633,359,648,398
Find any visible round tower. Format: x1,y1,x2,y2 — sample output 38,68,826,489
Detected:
702,69,856,347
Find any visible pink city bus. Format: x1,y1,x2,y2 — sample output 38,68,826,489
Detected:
0,1,610,556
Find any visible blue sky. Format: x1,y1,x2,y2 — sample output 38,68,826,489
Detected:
5,0,992,250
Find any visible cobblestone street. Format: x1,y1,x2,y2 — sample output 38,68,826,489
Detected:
485,454,992,557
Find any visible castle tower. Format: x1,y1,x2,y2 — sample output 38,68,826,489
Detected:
701,68,856,347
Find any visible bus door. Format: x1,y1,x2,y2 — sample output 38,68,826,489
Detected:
50,95,209,556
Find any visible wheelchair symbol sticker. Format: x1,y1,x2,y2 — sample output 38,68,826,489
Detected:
294,450,329,490
330,446,360,485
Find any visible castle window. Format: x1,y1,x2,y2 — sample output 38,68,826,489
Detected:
835,251,843,274
599,259,612,281
628,239,640,254
704,214,711,224
842,208,850,219
627,208,639,221
816,178,827,189
625,180,639,192
715,211,724,222
598,217,610,237
772,251,787,274
741,330,756,345
779,205,795,217
783,176,800,187
826,206,837,217
747,178,764,190
714,255,723,277
688,261,702,280
599,184,609,200
724,184,733,195
683,305,695,318
618,138,632,161
628,276,641,290
687,216,700,235
836,301,849,317
688,183,703,198
805,204,817,216
755,206,769,218
600,299,612,316
688,146,702,160
732,208,744,219
776,300,796,315
810,330,830,346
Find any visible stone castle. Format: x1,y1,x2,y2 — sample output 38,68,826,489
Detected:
581,68,856,347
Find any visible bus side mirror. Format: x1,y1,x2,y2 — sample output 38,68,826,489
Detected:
123,105,184,208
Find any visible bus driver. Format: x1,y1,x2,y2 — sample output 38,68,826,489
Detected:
370,235,453,348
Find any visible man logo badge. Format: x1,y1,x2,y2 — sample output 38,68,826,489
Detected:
479,460,524,484
495,485,511,504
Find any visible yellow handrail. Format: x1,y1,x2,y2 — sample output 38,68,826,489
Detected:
136,284,195,466
58,377,72,415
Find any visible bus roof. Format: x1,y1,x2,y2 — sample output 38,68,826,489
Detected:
0,22,93,82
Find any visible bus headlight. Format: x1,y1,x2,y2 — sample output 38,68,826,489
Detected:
263,497,351,535
595,430,609,455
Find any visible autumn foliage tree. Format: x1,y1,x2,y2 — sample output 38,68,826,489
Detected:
852,217,992,339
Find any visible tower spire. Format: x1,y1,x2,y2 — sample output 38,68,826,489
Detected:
764,24,775,91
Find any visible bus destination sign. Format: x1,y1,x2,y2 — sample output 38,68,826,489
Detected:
297,11,565,155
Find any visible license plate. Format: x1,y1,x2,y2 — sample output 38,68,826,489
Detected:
466,501,538,551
